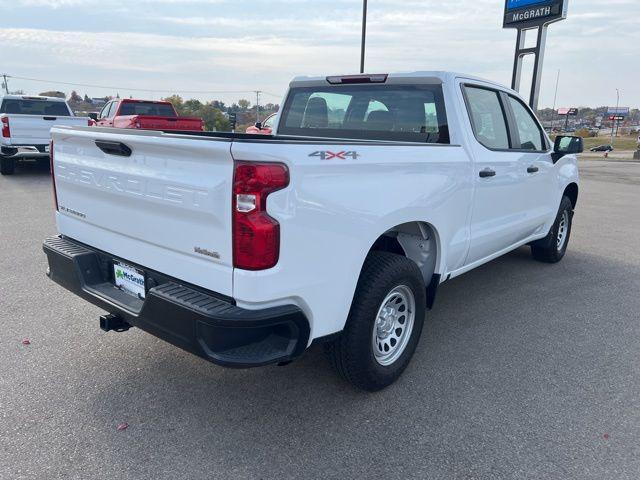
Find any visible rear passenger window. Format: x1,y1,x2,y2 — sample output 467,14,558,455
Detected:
464,86,510,150
508,96,545,151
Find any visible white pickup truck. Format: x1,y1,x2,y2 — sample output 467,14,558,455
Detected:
0,95,89,175
43,72,582,391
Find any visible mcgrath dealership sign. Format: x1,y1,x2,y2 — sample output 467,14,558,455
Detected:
504,0,568,28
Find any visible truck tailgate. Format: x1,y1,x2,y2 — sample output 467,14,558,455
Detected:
5,115,87,144
134,116,203,131
50,127,234,296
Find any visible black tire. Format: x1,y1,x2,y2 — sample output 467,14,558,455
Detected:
531,195,573,263
324,251,426,392
0,156,15,175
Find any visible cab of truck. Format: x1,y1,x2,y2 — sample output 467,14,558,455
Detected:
90,99,205,132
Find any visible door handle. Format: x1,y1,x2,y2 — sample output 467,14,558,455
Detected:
527,166,539,173
479,168,496,178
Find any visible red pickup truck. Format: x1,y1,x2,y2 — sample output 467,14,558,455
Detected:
90,99,204,131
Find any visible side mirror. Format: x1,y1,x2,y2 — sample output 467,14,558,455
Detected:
88,112,98,121
554,135,583,155
254,122,263,130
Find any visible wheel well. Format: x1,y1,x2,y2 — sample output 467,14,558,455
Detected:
564,183,578,208
370,235,405,256
369,222,438,288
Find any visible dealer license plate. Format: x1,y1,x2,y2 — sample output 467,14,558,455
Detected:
113,261,146,299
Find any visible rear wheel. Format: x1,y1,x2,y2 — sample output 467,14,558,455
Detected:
531,195,573,263
0,156,15,175
324,252,426,391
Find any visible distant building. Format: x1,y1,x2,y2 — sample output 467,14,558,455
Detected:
90,98,107,107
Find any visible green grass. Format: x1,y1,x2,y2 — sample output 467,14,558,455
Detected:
552,134,638,151
582,136,638,151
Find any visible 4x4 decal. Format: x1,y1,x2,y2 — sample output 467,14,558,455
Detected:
309,151,360,160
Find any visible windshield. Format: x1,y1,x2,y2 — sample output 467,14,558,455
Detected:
278,84,449,143
119,102,176,117
0,99,71,116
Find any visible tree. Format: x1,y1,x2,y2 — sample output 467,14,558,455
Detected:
84,94,91,103
211,100,226,112
163,95,185,115
183,99,203,116
199,103,230,132
238,99,251,111
39,91,66,99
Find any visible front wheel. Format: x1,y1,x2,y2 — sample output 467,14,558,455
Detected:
324,252,426,391
531,195,573,263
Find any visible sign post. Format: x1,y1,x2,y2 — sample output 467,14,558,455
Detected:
504,0,569,110
607,107,629,147
557,107,578,132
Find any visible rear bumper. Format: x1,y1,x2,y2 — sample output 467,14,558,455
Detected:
1,145,49,159
43,235,310,368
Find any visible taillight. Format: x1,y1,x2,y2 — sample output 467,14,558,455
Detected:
50,140,59,211
233,161,289,270
1,117,10,138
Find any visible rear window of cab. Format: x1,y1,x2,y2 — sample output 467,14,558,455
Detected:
119,102,177,117
0,99,70,116
278,84,449,144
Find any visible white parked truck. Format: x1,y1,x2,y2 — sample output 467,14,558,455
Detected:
0,95,89,175
43,72,581,391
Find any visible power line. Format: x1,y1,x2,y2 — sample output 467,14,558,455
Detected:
5,74,282,99
260,91,282,99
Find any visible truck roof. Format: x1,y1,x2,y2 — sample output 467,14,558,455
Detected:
1,94,67,102
290,71,512,92
118,99,173,105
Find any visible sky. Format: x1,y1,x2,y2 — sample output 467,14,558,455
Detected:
0,0,638,109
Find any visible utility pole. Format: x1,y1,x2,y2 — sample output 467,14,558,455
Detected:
255,90,261,124
2,74,9,94
551,69,560,131
611,88,619,147
360,0,368,73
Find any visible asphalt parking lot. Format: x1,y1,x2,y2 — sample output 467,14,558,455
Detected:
1,160,639,480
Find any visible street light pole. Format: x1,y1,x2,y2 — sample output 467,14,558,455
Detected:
551,69,560,131
611,88,619,147
255,90,261,124
360,0,368,73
